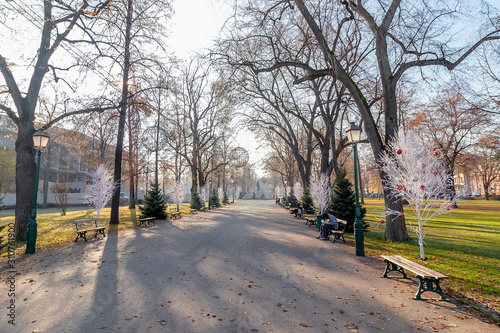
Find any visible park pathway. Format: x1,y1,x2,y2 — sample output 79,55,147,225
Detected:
1,200,498,332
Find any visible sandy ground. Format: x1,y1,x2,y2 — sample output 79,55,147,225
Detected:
1,200,498,333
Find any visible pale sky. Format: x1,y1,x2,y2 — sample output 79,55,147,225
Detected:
167,0,268,176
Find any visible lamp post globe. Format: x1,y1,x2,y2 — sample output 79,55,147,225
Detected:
26,130,50,254
346,122,365,257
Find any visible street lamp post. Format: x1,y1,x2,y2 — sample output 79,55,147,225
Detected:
346,122,365,257
26,130,50,254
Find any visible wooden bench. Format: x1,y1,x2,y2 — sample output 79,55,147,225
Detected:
327,219,347,243
305,217,316,227
381,255,448,301
74,219,106,242
138,217,156,227
170,208,181,219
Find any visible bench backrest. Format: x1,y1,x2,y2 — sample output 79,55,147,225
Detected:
74,219,99,231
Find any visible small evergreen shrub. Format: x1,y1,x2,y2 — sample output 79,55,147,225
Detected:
329,168,366,232
140,182,167,219
301,187,315,214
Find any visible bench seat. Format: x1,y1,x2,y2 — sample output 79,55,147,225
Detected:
327,219,347,243
381,255,448,300
138,217,156,227
74,219,106,242
170,208,181,219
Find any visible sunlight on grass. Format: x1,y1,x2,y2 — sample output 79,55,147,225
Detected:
0,202,197,256
354,198,500,316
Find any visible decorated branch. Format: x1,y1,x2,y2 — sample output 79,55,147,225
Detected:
293,182,304,204
309,173,332,215
83,165,117,221
169,182,184,211
379,131,459,260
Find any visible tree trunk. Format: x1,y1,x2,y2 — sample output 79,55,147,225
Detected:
110,0,133,225
293,0,408,241
14,119,36,241
484,184,490,200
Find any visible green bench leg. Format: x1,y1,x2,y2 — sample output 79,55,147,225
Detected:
413,277,447,301
382,261,408,278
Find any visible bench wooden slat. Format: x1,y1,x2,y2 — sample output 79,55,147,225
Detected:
381,254,448,301
74,219,98,224
138,217,156,226
382,255,448,279
74,219,106,242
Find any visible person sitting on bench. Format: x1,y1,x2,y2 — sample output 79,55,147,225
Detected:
317,212,339,240
292,203,303,218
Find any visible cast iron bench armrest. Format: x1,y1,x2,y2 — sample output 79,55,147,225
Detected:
170,208,181,219
138,217,156,227
305,218,316,227
329,219,347,243
381,255,448,301
74,219,106,242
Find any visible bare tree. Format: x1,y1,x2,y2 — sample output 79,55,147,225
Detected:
409,89,490,200
0,0,112,240
173,56,234,207
229,0,499,241
473,135,500,200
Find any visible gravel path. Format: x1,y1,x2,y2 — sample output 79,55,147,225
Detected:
1,200,498,333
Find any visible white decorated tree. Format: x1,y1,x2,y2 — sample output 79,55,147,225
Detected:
218,187,224,204
83,165,116,221
293,182,304,204
309,173,331,215
169,182,184,212
379,131,459,260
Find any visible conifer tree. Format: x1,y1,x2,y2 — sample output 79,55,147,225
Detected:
301,187,315,214
210,188,219,207
329,168,366,232
140,182,167,219
288,189,298,207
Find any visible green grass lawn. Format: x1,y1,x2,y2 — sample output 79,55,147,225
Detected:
355,198,500,319
0,203,197,255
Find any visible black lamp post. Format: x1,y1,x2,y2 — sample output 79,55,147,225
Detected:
284,180,288,206
26,130,50,254
346,122,364,257
232,179,235,203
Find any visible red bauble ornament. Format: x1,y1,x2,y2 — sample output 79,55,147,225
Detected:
422,163,426,167
98,178,101,180
399,179,404,183
396,149,402,155
434,152,439,156
380,219,385,224
433,170,438,175
420,185,425,189
398,214,403,218
86,180,89,183
403,187,407,191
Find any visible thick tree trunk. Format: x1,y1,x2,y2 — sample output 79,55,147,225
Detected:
110,0,133,225
14,119,36,241
484,185,490,200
